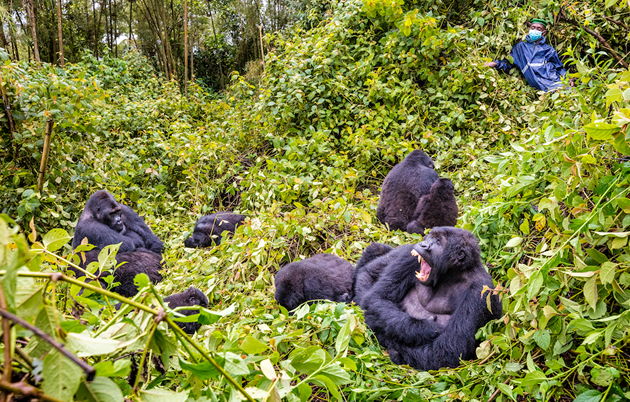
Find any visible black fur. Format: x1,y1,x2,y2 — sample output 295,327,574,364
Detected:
351,243,393,306
274,254,354,312
184,212,246,248
164,288,209,334
357,227,502,370
376,150,439,232
72,190,164,254
407,178,458,234
71,190,165,297
73,249,164,297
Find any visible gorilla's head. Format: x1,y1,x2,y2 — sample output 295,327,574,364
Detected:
407,149,435,170
82,190,125,232
430,178,455,199
411,227,481,287
183,230,214,248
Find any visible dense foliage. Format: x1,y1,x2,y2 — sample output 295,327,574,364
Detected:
1,0,630,400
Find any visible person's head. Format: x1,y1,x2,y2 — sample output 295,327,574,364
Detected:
529,19,547,41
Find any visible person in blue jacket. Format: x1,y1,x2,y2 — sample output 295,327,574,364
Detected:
485,19,570,92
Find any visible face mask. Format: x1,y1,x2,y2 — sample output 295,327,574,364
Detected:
529,29,543,41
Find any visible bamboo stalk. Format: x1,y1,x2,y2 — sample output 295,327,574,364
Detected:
37,120,55,193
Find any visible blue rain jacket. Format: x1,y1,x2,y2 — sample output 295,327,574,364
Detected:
493,36,567,92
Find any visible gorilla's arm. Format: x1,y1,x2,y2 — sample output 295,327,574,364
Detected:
121,206,164,254
72,220,140,253
406,197,428,234
351,243,393,305
388,284,502,370
362,255,443,347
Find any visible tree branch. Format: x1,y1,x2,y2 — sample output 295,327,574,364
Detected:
0,380,65,402
557,8,629,68
0,309,96,381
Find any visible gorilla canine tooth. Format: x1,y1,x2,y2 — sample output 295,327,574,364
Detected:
411,249,419,257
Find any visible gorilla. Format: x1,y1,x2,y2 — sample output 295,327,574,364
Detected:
72,190,164,254
274,254,354,312
406,178,458,234
184,212,246,248
164,288,209,334
354,227,502,370
73,249,164,297
351,242,393,306
376,150,439,232
71,190,165,297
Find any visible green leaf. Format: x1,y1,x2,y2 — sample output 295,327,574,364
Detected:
573,389,602,402
320,364,352,386
520,370,546,387
533,329,550,350
139,388,189,402
613,132,630,155
178,358,224,380
583,276,598,311
94,360,131,378
240,335,269,355
526,271,544,300
42,349,83,401
291,347,326,374
584,122,620,141
312,374,342,400
334,319,351,356
66,332,120,357
586,248,608,264
605,86,623,106
504,237,523,248
76,377,124,402
599,262,617,285
42,229,72,252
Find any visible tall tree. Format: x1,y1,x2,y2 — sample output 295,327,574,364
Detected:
184,0,188,96
24,0,40,62
56,0,64,65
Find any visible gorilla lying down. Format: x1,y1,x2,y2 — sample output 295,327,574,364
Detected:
164,288,209,334
71,190,164,297
274,254,354,312
184,212,247,248
354,227,502,370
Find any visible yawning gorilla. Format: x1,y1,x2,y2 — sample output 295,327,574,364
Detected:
377,150,438,232
164,288,209,334
406,178,458,234
274,254,354,312
71,190,164,297
356,227,502,370
184,212,246,248
72,190,164,254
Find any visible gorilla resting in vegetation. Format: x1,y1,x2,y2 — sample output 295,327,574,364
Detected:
72,190,164,254
376,150,439,232
274,254,354,312
184,212,247,248
71,190,165,297
354,227,502,370
406,178,458,234
164,288,209,334
73,249,164,297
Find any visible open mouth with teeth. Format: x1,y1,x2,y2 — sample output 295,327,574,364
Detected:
411,248,432,282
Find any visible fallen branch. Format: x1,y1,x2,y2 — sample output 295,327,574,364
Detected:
557,8,629,69
0,308,96,381
0,380,65,402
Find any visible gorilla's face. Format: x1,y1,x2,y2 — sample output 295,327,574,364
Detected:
92,191,125,232
184,231,214,248
411,230,445,287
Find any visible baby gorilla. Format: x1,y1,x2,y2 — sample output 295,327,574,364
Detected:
274,254,354,312
164,288,209,334
184,212,246,248
73,249,164,297
406,178,458,234
377,150,439,232
355,227,502,370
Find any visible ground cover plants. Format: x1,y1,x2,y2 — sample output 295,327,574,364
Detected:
1,0,630,400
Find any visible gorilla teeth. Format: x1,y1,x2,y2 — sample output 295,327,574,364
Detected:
410,249,423,263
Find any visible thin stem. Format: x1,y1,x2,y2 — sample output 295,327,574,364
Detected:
0,380,65,402
0,284,13,402
133,322,157,392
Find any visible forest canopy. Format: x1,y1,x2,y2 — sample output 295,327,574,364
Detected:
0,0,630,400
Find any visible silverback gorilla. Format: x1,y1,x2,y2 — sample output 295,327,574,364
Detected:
274,254,354,312
71,190,164,297
377,150,438,232
406,178,458,234
354,227,502,370
164,288,209,334
184,212,246,248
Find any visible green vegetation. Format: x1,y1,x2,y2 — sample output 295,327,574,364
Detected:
1,0,630,400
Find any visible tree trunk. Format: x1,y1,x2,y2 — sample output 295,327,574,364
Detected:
206,1,224,88
159,0,175,79
56,0,64,66
24,0,40,62
129,0,134,47
184,0,188,96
